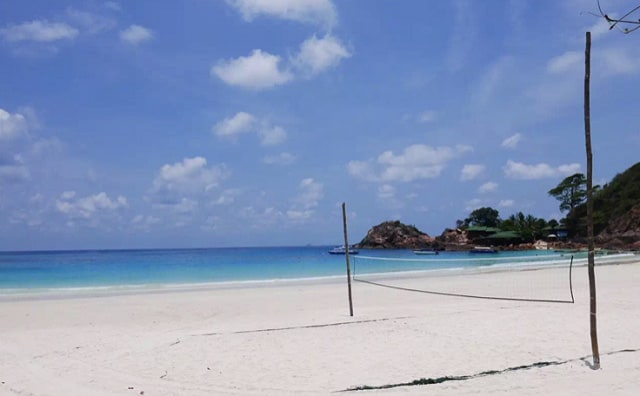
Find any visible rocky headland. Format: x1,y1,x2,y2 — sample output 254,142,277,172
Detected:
357,220,435,249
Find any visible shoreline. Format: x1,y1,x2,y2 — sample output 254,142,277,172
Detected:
1,258,639,394
1,252,636,302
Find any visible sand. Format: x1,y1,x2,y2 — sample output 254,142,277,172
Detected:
1,258,639,395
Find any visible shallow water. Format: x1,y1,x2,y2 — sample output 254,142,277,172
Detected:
0,247,578,292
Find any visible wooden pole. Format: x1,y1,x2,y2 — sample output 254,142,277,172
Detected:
584,31,600,369
342,202,354,317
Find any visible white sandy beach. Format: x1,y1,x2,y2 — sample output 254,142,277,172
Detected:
1,258,639,395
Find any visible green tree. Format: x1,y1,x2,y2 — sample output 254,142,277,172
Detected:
548,173,587,213
464,207,501,228
501,212,547,243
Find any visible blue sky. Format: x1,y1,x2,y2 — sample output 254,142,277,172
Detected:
1,0,639,250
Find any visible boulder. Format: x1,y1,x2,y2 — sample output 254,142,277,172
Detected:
358,220,434,249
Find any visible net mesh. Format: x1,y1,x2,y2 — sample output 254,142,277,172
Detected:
351,253,576,304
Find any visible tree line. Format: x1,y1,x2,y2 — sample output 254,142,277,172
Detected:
456,172,590,243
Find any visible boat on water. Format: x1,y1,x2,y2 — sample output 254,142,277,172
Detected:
328,245,359,255
469,246,498,254
413,249,439,255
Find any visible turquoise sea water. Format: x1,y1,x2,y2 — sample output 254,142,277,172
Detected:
0,247,572,292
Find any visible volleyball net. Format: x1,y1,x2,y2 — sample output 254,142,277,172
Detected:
351,253,579,304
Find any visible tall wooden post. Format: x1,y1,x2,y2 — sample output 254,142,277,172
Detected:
584,31,600,369
342,202,354,317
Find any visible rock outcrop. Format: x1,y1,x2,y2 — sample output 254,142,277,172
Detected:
358,220,434,249
596,203,640,249
435,228,471,250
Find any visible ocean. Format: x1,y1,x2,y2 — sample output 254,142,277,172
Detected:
0,246,579,293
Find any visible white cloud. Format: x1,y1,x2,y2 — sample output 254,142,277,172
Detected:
377,184,395,200
120,24,153,45
131,215,161,230
471,56,514,105
446,0,476,73
465,198,483,212
501,133,522,149
212,49,293,90
173,197,198,214
240,206,284,226
287,178,323,222
295,178,323,209
417,110,437,123
346,160,375,181
258,125,287,145
66,8,116,34
263,152,296,165
598,47,640,76
227,0,337,27
0,108,28,141
213,189,239,206
1,20,78,42
286,209,314,221
586,17,612,39
152,157,229,197
478,182,498,193
56,192,128,219
104,2,122,12
460,164,485,181
499,199,514,208
213,112,256,137
349,144,472,183
293,34,350,77
213,112,287,145
547,51,582,74
60,190,76,200
503,160,581,179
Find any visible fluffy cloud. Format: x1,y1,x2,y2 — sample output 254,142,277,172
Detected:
120,24,153,45
1,20,78,42
460,164,485,181
465,198,483,212
503,160,580,179
377,184,395,200
213,112,256,137
213,112,287,145
499,199,514,207
549,47,640,77
0,108,28,141
216,2,347,90
56,191,128,219
348,144,472,183
227,0,337,27
293,34,350,77
258,125,287,145
212,49,293,90
287,178,323,221
213,189,240,206
501,133,522,149
295,178,323,209
547,51,581,74
478,182,498,193
152,156,229,199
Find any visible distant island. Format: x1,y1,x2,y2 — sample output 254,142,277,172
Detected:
357,162,640,251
